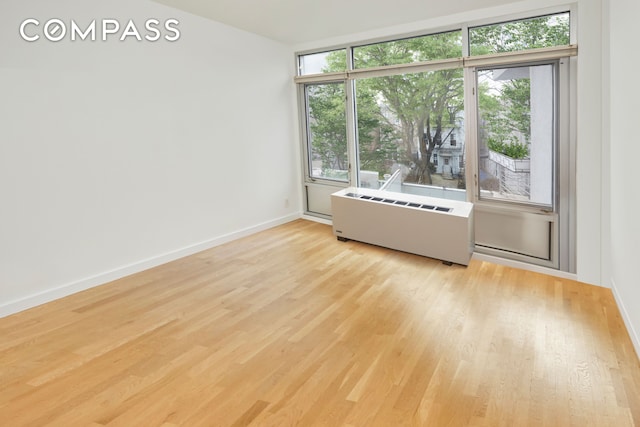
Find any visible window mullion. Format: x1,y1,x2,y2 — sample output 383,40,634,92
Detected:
347,57,463,80
294,71,347,84
345,48,358,187
461,23,470,57
463,67,479,203
463,45,577,68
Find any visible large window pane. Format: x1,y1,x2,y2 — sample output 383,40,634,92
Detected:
298,49,347,75
305,83,348,181
469,13,570,56
353,30,462,69
354,68,466,200
476,63,556,207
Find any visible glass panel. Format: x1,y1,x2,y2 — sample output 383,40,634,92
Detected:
354,68,466,201
353,30,462,69
476,63,556,207
298,49,347,75
469,12,570,56
306,83,348,182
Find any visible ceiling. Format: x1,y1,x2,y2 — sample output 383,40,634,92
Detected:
152,0,517,45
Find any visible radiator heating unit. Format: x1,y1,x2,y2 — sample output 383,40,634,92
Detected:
331,187,474,265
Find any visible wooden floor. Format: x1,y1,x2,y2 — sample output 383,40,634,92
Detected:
1,220,639,426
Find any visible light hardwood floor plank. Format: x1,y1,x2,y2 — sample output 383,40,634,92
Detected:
1,219,639,426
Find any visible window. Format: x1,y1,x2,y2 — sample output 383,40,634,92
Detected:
469,13,570,55
353,31,462,68
298,49,347,75
476,62,557,207
295,9,575,271
297,12,571,199
305,83,348,181
354,68,465,194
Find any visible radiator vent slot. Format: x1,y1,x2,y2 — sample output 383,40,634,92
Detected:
344,193,452,213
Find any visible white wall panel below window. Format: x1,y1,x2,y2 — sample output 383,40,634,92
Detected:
474,206,556,264
306,183,346,217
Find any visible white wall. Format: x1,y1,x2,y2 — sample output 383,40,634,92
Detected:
0,0,301,316
574,0,604,286
294,0,605,287
608,0,640,353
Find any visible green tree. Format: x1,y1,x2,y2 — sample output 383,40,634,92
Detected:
470,13,570,55
307,83,348,174
353,31,464,185
354,79,397,176
478,74,531,159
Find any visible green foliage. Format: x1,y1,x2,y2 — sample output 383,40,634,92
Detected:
478,75,531,153
323,50,348,73
470,13,570,55
353,79,397,175
502,78,531,140
307,83,348,172
353,31,462,68
487,138,529,159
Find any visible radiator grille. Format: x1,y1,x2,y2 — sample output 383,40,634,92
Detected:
344,193,452,213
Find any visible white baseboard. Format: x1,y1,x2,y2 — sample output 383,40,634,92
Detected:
611,278,640,360
0,213,301,319
301,214,332,226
